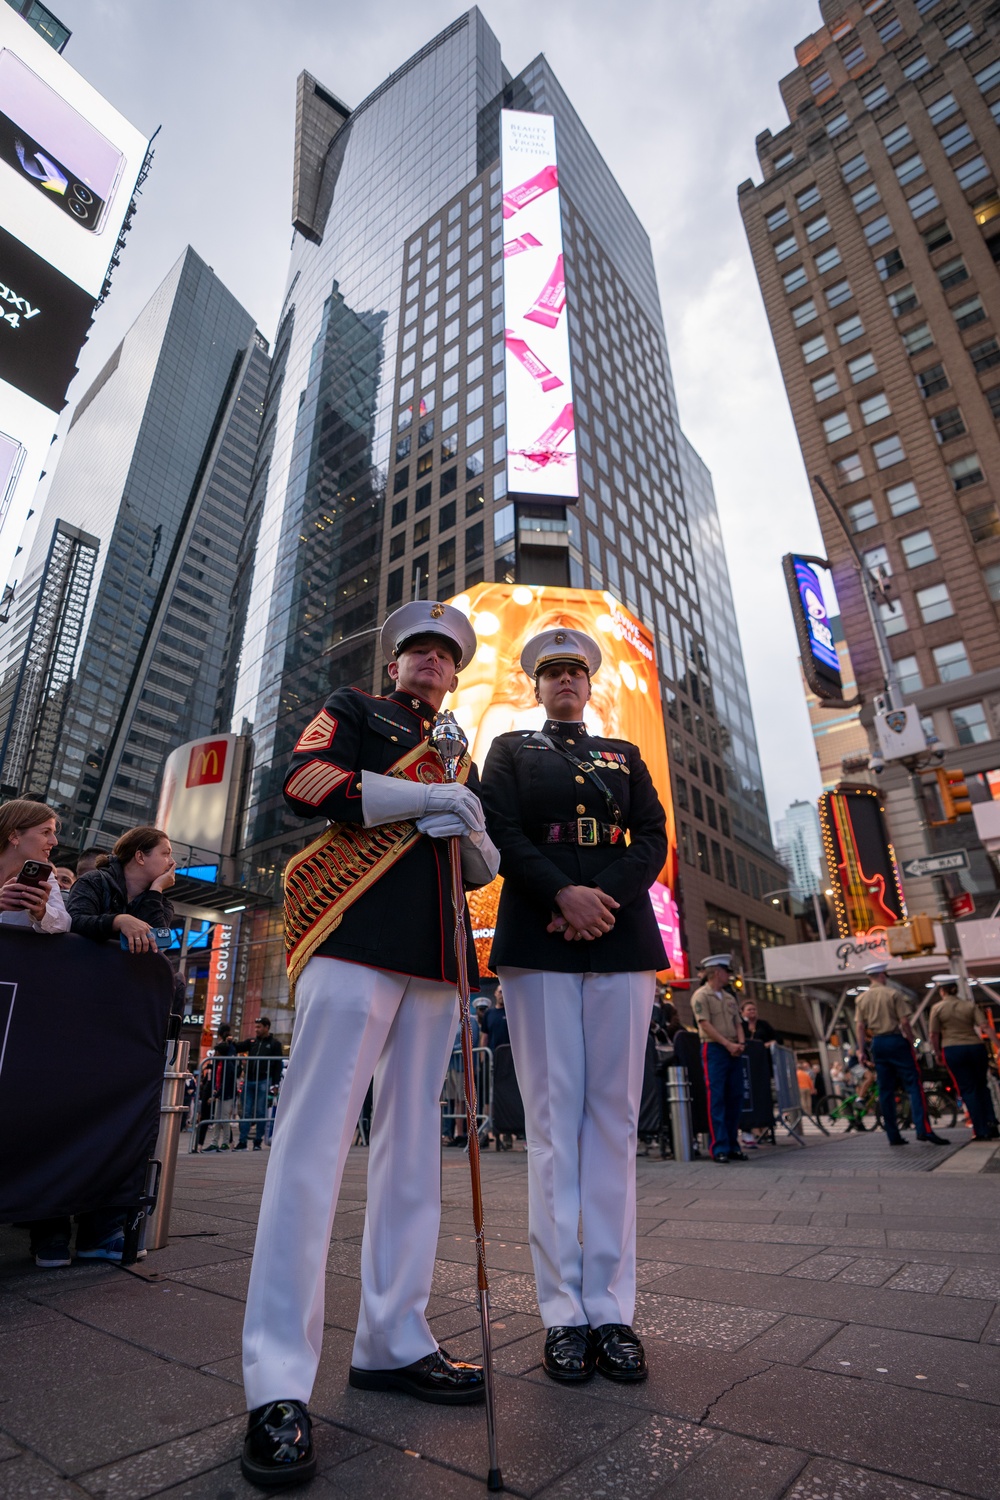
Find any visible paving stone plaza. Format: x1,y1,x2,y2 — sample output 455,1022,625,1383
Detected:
3,1126,1000,1500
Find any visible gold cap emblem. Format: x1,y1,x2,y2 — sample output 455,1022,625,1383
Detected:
430,602,445,618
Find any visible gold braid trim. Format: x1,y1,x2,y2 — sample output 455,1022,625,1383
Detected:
283,739,469,997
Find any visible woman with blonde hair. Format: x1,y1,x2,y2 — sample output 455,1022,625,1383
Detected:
0,798,70,933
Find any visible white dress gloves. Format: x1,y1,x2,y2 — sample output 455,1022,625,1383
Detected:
360,772,499,885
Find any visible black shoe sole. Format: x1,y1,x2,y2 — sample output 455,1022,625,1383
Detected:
347,1366,484,1404
595,1361,648,1383
240,1449,317,1489
542,1360,595,1383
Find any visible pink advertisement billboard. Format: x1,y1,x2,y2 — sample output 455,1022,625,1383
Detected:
500,109,578,503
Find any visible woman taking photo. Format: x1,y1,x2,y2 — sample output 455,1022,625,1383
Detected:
67,824,176,948
480,627,667,1387
0,799,71,932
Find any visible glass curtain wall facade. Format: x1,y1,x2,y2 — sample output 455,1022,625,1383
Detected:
19,246,263,841
232,9,798,1026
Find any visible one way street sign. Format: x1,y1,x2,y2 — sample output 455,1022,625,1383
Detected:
901,849,969,878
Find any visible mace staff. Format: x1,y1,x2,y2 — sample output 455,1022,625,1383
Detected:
430,709,503,1494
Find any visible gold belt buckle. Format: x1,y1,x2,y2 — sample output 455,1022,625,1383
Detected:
577,816,598,845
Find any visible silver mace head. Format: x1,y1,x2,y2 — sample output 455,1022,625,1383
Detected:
430,709,468,784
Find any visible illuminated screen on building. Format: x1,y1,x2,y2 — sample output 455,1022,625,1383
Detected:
819,787,906,938
444,582,683,978
782,553,844,701
500,109,578,503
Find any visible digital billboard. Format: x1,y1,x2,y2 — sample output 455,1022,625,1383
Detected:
0,14,149,299
781,552,845,701
819,787,906,939
500,110,578,503
443,582,684,979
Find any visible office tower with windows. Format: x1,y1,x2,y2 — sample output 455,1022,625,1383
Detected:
775,798,827,898
740,0,1000,919
16,246,268,842
231,9,795,1017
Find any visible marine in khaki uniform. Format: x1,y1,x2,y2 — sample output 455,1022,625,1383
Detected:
929,976,998,1142
690,955,746,1162
855,960,947,1147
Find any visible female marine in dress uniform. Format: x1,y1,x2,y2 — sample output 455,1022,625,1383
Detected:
480,628,667,1385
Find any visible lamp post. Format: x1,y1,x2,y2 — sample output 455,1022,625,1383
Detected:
762,885,833,943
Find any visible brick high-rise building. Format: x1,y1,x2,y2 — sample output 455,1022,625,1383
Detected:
740,0,1000,920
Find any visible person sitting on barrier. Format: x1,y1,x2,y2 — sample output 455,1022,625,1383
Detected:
0,799,71,933
66,825,175,952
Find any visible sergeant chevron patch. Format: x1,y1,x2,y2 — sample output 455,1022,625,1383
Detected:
294,710,338,753
286,760,350,805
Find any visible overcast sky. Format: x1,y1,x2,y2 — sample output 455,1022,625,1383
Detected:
44,0,825,833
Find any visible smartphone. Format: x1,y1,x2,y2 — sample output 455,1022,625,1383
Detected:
120,926,173,952
0,49,124,232
16,860,51,888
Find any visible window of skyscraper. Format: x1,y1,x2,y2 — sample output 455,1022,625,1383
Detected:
937,256,968,290
927,93,959,126
805,215,831,241
970,337,1000,371
875,248,905,279
792,300,818,327
948,454,984,490
773,149,795,169
783,266,808,292
824,279,852,308
895,155,925,187
965,502,1000,543
802,333,829,363
838,453,866,484
940,123,974,157
816,245,842,273
853,183,882,212
880,599,907,635
841,152,869,183
933,641,971,680
877,18,901,43
849,351,878,383
812,370,841,401
955,156,989,190
861,392,892,424
895,655,923,694
916,364,949,398
837,315,865,343
984,562,1000,600
931,407,966,443
945,23,975,48
951,703,990,744
902,530,938,568
863,543,891,575
873,435,905,468
864,216,892,246
810,69,832,95
908,186,940,218
824,412,852,443
902,323,934,354
796,186,821,211
826,111,849,137
864,80,890,106
952,296,985,330
902,56,930,80
882,124,913,156
888,284,918,317
975,58,1000,92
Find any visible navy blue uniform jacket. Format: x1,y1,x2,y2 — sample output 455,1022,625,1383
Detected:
480,719,668,974
283,686,480,986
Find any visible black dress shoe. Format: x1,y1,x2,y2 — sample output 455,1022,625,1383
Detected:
591,1323,648,1383
348,1347,484,1404
241,1400,316,1489
711,1153,730,1163
888,1137,908,1146
729,1150,749,1161
920,1131,949,1145
542,1324,594,1383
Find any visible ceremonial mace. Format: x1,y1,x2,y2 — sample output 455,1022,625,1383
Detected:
430,709,503,1494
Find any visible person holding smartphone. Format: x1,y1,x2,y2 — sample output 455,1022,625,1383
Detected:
66,824,175,950
0,798,70,933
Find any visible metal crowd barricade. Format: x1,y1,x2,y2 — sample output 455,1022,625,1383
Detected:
771,1042,807,1148
189,1054,283,1153
440,1043,494,1141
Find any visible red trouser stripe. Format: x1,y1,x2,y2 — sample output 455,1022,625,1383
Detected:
702,1042,718,1155
908,1041,932,1134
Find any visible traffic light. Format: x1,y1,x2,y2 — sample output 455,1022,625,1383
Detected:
936,767,972,821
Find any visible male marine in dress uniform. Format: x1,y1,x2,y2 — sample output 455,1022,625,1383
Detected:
691,955,747,1162
240,602,499,1489
929,976,998,1141
855,960,947,1147
480,628,667,1386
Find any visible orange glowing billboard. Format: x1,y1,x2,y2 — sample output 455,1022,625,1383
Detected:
444,582,684,978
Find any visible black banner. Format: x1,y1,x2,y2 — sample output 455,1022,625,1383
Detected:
0,930,172,1219
0,224,95,410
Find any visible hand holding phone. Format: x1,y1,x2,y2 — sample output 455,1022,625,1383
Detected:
0,862,49,922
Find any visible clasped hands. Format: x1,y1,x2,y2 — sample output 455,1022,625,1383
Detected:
547,884,619,942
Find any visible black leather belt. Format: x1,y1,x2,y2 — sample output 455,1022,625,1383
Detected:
534,819,624,846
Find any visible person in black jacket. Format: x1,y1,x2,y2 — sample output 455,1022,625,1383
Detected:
480,627,667,1390
66,825,175,950
234,1018,284,1150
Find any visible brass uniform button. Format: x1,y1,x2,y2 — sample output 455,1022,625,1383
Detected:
423,720,430,731
576,803,586,814
566,738,575,745
390,735,398,742
575,775,585,784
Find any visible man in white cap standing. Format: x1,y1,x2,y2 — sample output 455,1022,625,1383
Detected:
690,955,747,1163
480,627,667,1387
855,960,947,1148
241,602,499,1488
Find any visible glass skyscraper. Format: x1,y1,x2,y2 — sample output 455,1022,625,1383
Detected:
14,246,268,842
232,9,795,1021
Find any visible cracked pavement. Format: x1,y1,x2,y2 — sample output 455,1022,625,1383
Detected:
2,1122,1000,1499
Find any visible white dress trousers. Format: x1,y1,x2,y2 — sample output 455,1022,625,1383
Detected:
499,966,655,1329
243,955,458,1409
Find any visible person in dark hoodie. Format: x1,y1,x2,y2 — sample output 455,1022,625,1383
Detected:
66,825,176,950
